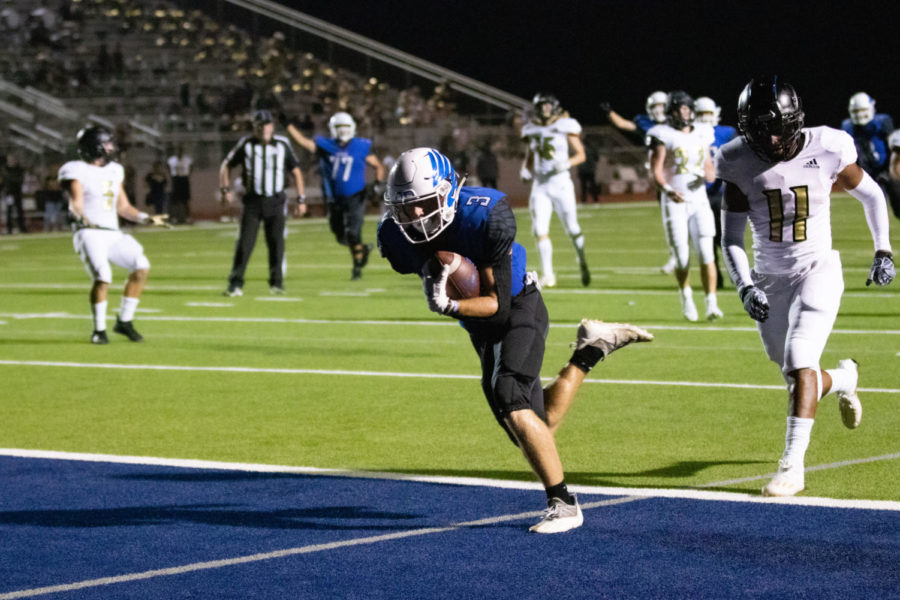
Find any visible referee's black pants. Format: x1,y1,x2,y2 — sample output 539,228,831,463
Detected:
228,193,286,289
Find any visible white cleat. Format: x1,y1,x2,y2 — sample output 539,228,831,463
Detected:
572,318,654,357
705,306,724,321
762,460,805,497
680,291,698,322
529,497,584,534
539,274,557,289
661,255,677,274
836,358,862,429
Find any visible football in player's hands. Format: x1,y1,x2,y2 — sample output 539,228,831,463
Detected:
425,251,480,300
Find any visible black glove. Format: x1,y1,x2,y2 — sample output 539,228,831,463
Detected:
599,102,612,117
866,250,895,286
739,285,769,322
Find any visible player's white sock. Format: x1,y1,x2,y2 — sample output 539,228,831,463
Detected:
537,238,554,278
705,292,719,309
92,300,107,331
824,366,853,396
572,232,584,250
119,296,139,322
781,416,814,468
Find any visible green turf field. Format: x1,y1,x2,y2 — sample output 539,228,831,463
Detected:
1,197,897,500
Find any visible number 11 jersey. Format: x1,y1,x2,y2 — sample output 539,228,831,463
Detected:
716,126,857,274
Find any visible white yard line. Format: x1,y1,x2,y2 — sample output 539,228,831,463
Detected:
1,311,899,336
0,359,897,393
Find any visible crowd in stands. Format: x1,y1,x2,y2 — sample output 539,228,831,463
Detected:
0,0,473,136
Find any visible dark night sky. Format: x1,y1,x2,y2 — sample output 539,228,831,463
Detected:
278,0,899,128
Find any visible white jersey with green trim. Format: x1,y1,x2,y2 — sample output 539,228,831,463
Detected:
521,117,581,178
647,123,714,194
716,126,857,274
58,160,124,231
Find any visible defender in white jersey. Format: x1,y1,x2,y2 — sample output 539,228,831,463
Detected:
521,93,589,288
59,126,168,344
647,91,721,321
718,77,895,497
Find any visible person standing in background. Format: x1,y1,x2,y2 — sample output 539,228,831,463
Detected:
167,144,193,224
221,110,305,296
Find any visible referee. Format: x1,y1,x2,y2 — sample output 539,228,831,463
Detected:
220,110,305,296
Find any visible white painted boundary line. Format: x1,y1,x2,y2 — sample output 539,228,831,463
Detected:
1,448,897,598
1,360,898,393
2,448,898,511
1,311,899,336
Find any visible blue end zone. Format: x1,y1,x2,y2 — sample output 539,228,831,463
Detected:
1,456,898,599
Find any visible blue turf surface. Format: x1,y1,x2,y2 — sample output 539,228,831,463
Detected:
2,456,898,599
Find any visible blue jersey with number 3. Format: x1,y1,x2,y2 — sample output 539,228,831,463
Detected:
378,186,528,297
314,136,372,197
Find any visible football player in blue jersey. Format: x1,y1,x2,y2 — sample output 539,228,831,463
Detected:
378,147,653,533
289,112,385,279
603,90,668,141
842,92,898,219
694,96,738,288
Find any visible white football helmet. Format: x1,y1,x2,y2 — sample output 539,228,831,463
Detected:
328,112,356,143
646,91,668,123
693,96,721,126
848,92,875,126
384,147,463,244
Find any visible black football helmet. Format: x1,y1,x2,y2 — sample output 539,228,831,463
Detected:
666,90,694,129
737,76,805,162
76,126,116,164
533,92,561,123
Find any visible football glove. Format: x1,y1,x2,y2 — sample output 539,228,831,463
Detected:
866,250,895,286
739,285,769,322
148,214,171,228
423,264,459,316
519,166,533,182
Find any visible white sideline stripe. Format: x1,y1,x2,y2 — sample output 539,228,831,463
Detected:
1,311,898,336
2,449,898,511
1,360,898,393
1,448,898,598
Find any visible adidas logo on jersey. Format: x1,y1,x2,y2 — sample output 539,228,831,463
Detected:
803,158,819,168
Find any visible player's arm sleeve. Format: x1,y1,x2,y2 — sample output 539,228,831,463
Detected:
844,168,893,252
721,182,755,292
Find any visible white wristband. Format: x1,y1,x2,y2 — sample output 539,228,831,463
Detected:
137,211,149,224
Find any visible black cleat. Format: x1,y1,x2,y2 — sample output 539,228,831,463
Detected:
91,330,109,345
360,243,373,268
351,266,362,280
114,318,144,342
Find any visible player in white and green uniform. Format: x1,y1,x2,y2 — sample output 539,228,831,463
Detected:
521,93,589,288
59,126,164,344
718,77,894,497
647,91,721,321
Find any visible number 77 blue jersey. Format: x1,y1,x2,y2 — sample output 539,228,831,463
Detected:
314,136,373,198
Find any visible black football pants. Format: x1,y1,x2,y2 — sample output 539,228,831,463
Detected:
228,194,286,289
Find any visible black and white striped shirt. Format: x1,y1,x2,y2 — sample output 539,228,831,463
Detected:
224,134,299,197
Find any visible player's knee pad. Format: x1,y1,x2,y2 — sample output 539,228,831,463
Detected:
346,230,361,247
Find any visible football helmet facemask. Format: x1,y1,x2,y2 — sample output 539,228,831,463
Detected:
533,93,561,124
328,111,357,143
848,92,875,126
666,90,694,129
693,96,721,126
384,147,463,244
76,126,117,165
646,91,668,123
737,76,805,163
